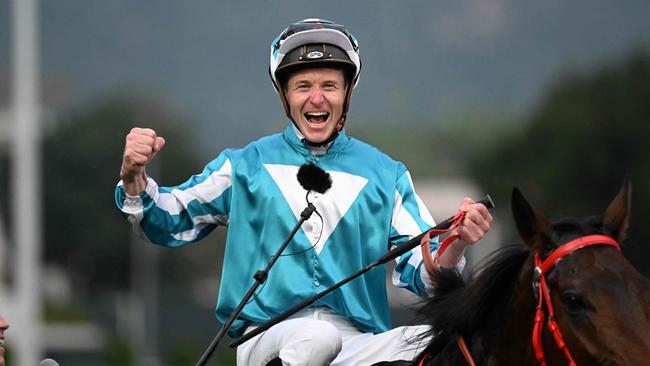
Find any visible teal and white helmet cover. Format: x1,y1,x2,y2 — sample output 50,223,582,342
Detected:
269,18,362,93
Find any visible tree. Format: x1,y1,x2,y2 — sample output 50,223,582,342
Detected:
42,93,202,292
468,50,650,275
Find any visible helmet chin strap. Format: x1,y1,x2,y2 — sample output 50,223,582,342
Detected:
298,113,346,148
282,79,353,149
298,80,352,148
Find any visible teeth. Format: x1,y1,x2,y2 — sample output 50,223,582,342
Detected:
0,339,4,346
305,112,328,116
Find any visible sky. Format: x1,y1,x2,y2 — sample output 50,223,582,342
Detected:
1,0,650,153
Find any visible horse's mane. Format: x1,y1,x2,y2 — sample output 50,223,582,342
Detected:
411,244,530,362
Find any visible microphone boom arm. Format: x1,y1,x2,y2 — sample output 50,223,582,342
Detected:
195,203,316,366
229,195,495,348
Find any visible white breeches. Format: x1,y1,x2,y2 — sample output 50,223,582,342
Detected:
236,307,430,366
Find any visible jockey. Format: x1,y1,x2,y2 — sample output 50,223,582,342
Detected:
116,18,492,366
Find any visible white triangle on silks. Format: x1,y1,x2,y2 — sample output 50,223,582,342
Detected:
264,164,368,254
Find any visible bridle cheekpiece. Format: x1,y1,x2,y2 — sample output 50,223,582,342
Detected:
531,234,621,366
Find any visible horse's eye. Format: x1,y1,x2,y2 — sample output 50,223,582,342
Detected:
561,291,590,315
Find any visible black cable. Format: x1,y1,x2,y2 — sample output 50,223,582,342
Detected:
279,209,324,256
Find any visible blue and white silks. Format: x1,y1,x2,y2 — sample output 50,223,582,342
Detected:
115,124,458,337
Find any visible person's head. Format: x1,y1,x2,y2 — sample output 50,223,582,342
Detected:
0,314,9,366
269,19,362,145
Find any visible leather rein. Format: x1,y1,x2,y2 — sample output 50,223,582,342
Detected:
418,230,620,366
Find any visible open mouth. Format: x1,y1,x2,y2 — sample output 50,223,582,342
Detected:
304,111,330,124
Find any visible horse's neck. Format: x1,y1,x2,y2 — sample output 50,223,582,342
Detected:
427,256,540,366
486,255,539,365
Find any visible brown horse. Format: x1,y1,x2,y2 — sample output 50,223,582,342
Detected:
377,181,650,365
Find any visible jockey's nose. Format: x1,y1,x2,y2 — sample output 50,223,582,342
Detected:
309,89,325,105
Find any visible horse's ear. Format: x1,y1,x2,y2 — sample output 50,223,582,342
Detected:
602,178,631,242
511,187,553,251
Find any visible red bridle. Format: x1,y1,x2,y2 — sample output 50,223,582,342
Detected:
418,233,621,366
532,234,621,366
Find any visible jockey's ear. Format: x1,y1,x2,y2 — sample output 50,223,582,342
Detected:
511,187,553,253
602,178,631,243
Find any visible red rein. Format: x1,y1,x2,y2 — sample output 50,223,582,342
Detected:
418,211,477,366
532,234,620,366
419,211,466,274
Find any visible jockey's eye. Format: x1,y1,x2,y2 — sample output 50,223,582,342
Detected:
561,290,591,316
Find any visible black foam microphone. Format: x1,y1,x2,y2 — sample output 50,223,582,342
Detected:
297,163,332,194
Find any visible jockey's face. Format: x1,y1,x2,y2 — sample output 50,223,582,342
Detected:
285,67,347,144
0,314,9,366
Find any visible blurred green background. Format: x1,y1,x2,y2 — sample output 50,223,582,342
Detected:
1,1,649,365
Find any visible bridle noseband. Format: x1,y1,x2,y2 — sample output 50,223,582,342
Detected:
532,234,621,366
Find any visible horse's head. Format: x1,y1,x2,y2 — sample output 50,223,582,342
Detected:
511,181,650,365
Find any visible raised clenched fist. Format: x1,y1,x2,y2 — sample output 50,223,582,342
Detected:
120,127,166,195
